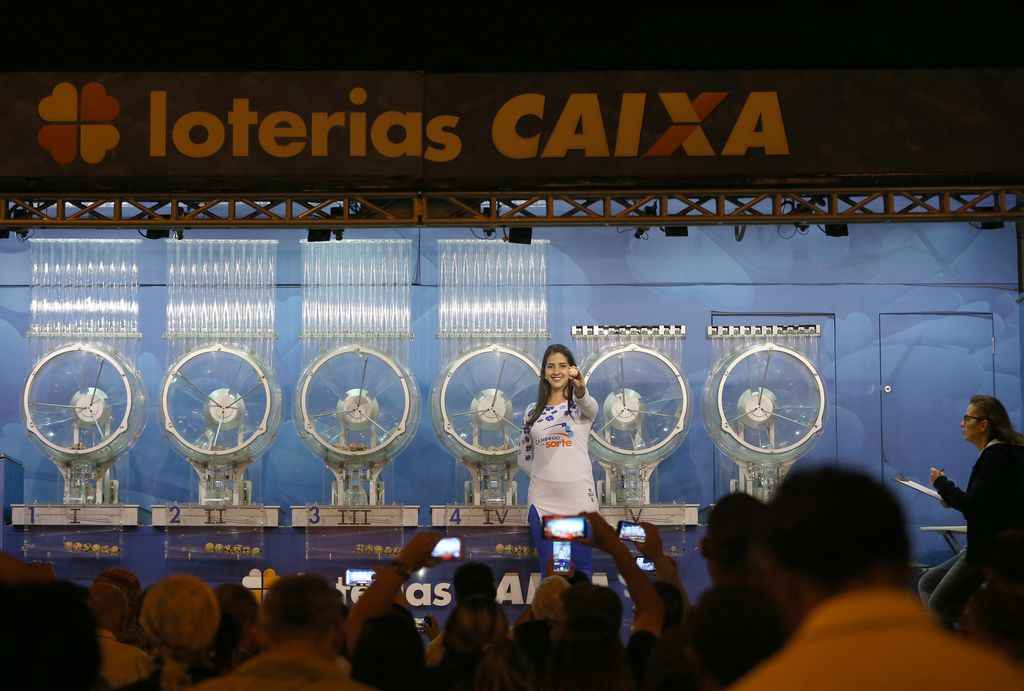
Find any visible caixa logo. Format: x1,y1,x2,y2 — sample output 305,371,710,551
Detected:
37,82,120,164
491,91,789,159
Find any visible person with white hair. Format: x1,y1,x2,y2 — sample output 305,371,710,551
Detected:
122,575,220,691
530,575,570,624
513,575,570,674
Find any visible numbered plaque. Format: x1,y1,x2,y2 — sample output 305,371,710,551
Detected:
152,504,281,527
291,505,419,528
429,504,699,528
12,504,144,526
598,504,700,527
430,505,530,528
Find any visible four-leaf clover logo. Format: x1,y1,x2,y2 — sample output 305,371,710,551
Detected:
37,82,120,165
241,567,279,602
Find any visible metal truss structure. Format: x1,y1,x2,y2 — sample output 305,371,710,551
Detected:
1,187,1021,228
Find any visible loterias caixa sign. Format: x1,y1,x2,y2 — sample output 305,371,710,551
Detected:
4,70,1024,190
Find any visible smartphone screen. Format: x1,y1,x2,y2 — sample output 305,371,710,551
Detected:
553,540,572,574
543,515,587,540
414,617,426,633
431,536,462,560
635,555,656,572
345,568,375,586
617,520,646,543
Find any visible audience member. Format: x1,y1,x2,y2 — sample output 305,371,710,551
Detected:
90,579,152,688
686,586,786,689
651,582,686,634
473,639,535,691
636,521,691,627
125,574,220,691
729,467,1024,691
10,472,1024,691
581,512,665,689
426,561,496,666
544,619,633,691
513,575,568,673
560,581,623,638
531,575,570,624
96,567,146,648
641,628,699,691
564,570,590,586
211,584,263,675
0,580,100,691
962,582,1024,663
329,588,351,674
344,531,443,653
0,552,53,584
430,596,510,691
699,492,769,588
351,613,425,691
196,574,369,691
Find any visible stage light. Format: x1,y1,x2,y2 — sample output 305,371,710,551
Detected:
662,225,688,237
824,223,849,237
969,206,1005,230
508,227,532,244
143,228,171,239
307,228,332,242
634,227,648,239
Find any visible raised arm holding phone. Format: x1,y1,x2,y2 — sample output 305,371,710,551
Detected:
582,512,665,635
635,521,691,614
344,531,443,651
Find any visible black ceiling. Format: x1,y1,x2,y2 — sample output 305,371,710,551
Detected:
3,3,1022,72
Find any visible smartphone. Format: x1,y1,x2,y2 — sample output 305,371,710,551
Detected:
414,617,426,633
617,520,646,543
635,555,656,572
552,540,572,574
345,568,375,586
431,536,462,560
543,515,588,541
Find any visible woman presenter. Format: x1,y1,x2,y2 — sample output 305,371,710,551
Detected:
519,344,599,578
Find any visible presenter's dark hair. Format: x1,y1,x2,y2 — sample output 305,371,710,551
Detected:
969,394,1024,445
525,344,578,432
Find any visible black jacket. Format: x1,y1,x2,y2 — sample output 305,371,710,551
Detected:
933,442,1024,565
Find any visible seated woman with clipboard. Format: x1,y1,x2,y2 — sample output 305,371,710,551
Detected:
918,395,1024,627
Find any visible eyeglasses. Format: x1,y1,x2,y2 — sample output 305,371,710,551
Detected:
962,414,987,423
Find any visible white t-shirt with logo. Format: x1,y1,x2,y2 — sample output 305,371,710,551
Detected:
518,394,600,516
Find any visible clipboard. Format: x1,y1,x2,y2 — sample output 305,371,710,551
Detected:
894,473,942,501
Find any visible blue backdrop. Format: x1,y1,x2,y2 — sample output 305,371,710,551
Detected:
0,221,1018,598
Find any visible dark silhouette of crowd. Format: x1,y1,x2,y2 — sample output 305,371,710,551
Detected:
2,467,1023,691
